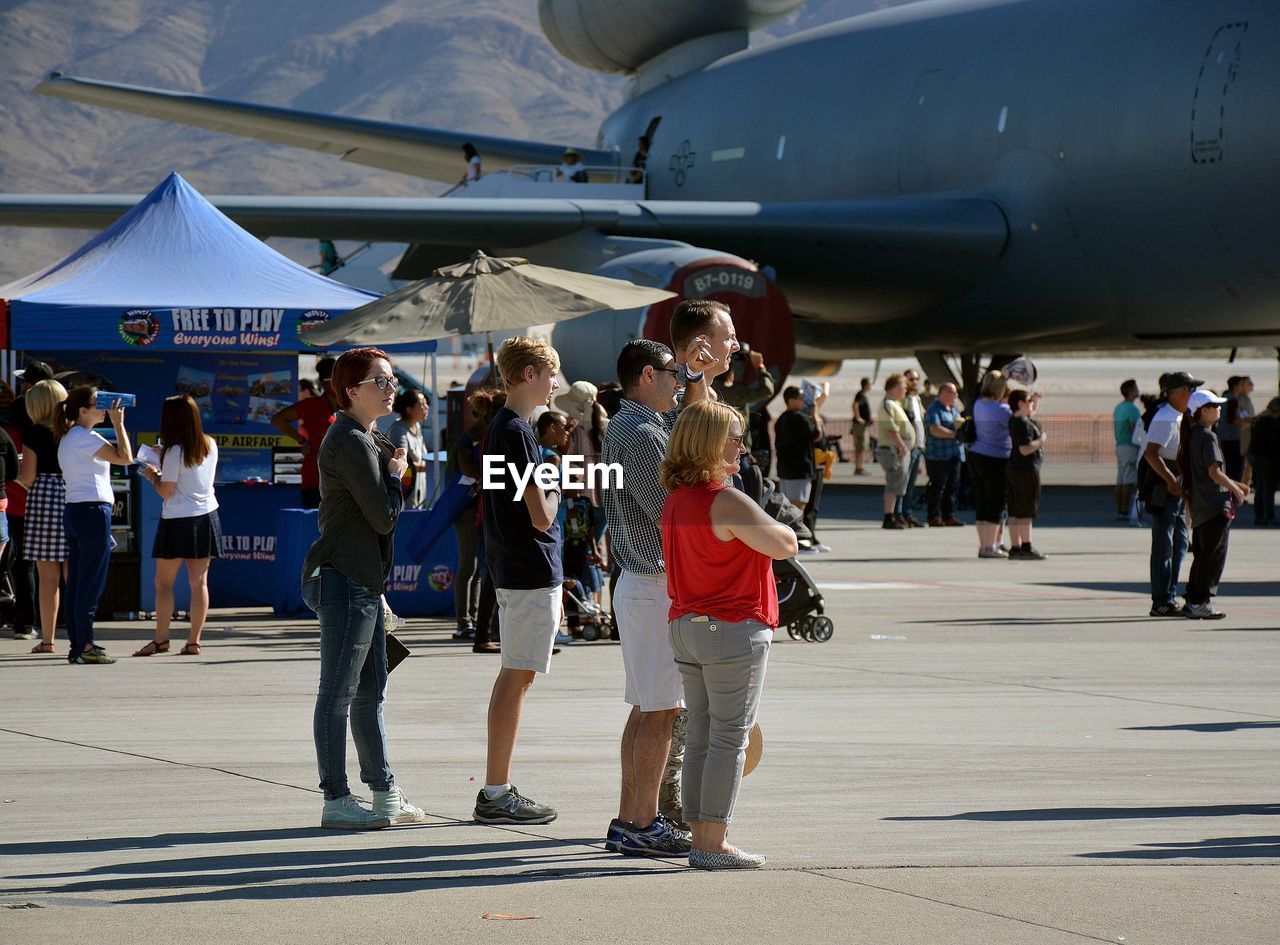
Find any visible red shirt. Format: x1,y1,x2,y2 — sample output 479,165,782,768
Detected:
294,396,336,489
662,481,778,627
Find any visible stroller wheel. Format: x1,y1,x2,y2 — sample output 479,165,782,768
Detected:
800,615,816,641
786,622,800,640
810,615,834,642
581,623,600,642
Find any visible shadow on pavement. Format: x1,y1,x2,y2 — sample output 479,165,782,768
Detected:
1122,721,1280,733
7,835,671,903
884,803,1280,822
1079,835,1280,859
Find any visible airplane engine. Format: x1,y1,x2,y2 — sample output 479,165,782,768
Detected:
538,0,803,73
551,245,795,391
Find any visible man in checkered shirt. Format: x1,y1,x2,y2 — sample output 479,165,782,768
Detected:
599,299,740,857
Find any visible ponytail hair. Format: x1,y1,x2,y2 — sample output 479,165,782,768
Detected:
54,386,98,440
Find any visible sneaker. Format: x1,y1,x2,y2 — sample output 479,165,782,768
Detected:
1184,602,1226,620
1148,602,1184,618
813,543,832,553
604,817,629,853
798,545,822,553
472,785,558,825
1014,545,1046,560
927,517,944,527
620,813,693,858
372,786,427,824
977,547,1008,559
12,627,38,640
321,794,391,830
1008,545,1026,559
452,627,475,641
882,518,907,530
554,632,574,645
688,846,767,870
69,649,116,664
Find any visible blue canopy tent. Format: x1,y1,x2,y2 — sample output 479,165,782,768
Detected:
0,171,386,350
0,172,451,616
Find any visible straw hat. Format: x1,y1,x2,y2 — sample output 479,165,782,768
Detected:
743,721,764,776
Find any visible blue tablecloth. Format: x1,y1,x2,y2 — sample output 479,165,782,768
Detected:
274,507,459,617
140,482,299,612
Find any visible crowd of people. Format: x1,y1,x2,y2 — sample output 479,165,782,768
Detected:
1,361,222,662
306,301,793,869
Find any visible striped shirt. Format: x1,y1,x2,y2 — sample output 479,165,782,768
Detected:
601,398,676,575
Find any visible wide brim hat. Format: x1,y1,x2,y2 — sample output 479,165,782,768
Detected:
555,380,598,426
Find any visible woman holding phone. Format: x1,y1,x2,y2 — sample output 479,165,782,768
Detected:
55,387,133,664
302,347,425,830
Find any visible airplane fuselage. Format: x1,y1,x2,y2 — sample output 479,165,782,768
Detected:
596,0,1280,353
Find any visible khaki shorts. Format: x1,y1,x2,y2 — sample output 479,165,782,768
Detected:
851,424,869,451
1115,444,1139,485
615,570,686,711
495,585,562,674
877,446,909,495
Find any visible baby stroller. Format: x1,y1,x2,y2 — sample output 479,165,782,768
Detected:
563,578,614,641
776,556,832,642
743,469,833,643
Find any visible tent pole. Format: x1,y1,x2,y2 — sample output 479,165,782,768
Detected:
429,350,440,496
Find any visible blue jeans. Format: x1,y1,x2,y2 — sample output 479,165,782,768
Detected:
64,502,113,660
896,448,923,515
304,566,394,800
1149,496,1189,606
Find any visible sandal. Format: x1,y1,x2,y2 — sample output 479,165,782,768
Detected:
30,642,54,654
132,640,170,657
178,642,202,656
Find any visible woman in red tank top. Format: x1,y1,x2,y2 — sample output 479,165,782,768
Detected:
660,401,798,870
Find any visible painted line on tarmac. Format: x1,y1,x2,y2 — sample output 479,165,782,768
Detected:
819,582,917,590
802,868,1120,943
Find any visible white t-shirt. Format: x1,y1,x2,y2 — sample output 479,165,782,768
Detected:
160,440,219,519
464,155,481,181
558,162,586,182
58,426,114,504
1145,403,1183,461
905,393,926,447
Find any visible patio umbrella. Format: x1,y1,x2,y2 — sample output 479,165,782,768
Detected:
301,250,677,348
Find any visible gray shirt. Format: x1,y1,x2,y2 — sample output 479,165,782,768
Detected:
302,411,404,593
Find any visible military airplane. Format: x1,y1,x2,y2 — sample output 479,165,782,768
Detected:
2,0,1279,388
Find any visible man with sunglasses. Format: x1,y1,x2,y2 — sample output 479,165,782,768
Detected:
1142,371,1203,616
600,314,718,858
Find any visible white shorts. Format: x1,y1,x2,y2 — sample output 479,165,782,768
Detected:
495,585,562,674
614,570,686,712
779,478,812,504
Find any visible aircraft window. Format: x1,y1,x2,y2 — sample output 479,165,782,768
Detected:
997,106,1008,134
776,135,786,160
917,95,926,106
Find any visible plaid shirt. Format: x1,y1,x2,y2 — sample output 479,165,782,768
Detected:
601,398,676,575
923,400,962,461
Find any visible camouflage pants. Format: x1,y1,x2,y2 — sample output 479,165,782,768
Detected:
658,709,688,827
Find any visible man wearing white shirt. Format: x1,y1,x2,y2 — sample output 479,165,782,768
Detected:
1142,371,1202,617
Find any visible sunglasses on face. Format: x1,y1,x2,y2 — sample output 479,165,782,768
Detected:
653,364,680,378
355,375,396,391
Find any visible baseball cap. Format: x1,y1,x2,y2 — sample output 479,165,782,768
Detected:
1162,371,1204,391
14,359,53,384
1187,389,1227,412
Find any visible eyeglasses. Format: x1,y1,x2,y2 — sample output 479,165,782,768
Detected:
653,365,680,378
355,375,396,391
726,433,744,445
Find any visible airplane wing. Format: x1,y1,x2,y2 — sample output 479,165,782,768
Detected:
35,73,616,182
0,194,1008,279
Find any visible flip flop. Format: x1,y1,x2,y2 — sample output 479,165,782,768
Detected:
132,640,170,657
30,642,54,654
178,642,202,656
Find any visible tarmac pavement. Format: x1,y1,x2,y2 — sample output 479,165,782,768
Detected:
2,486,1277,943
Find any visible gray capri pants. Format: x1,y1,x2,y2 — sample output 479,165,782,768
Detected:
669,613,771,825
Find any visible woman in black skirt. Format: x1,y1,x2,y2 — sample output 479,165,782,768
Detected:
134,394,221,656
